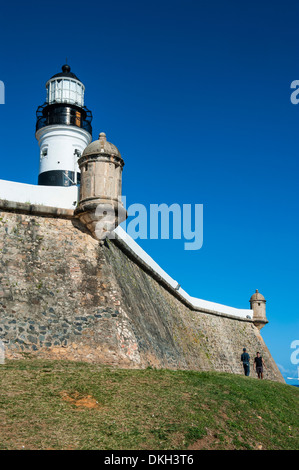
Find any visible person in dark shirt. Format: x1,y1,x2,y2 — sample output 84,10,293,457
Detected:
254,352,265,379
241,348,250,376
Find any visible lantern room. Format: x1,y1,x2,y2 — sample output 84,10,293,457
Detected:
46,65,85,107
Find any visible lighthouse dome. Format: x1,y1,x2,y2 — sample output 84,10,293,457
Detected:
50,64,81,82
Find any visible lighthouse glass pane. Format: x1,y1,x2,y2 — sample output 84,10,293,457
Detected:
56,80,62,102
70,80,76,104
47,78,84,106
77,83,84,106
62,79,70,102
51,81,56,102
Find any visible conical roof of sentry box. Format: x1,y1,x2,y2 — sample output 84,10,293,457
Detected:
250,289,266,301
82,132,121,158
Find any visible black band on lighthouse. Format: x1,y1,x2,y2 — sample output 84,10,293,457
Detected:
38,170,81,187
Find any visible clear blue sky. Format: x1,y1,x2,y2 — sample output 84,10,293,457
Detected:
0,0,298,384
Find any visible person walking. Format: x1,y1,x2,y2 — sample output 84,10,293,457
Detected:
241,347,250,376
254,352,265,379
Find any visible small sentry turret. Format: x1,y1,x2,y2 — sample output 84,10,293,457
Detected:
250,289,268,330
74,132,127,239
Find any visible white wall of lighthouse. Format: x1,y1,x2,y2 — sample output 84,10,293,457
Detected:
36,125,91,185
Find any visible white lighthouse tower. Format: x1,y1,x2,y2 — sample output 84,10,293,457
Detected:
36,64,92,187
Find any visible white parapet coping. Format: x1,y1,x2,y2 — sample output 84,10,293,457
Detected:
114,225,253,320
0,179,79,210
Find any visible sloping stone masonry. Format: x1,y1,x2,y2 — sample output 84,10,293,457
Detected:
0,208,284,382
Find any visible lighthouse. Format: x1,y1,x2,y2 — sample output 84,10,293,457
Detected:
36,64,92,187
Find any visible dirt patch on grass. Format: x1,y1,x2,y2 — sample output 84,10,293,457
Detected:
60,391,99,409
187,429,219,450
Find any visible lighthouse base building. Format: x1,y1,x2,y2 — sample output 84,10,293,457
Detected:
0,65,284,382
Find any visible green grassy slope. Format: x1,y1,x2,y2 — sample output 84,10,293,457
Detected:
0,360,298,450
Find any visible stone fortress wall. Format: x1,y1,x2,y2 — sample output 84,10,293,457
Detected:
0,64,284,383
0,200,284,383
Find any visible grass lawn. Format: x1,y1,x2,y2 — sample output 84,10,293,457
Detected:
0,359,298,450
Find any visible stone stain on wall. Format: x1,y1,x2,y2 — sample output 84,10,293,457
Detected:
0,209,284,383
